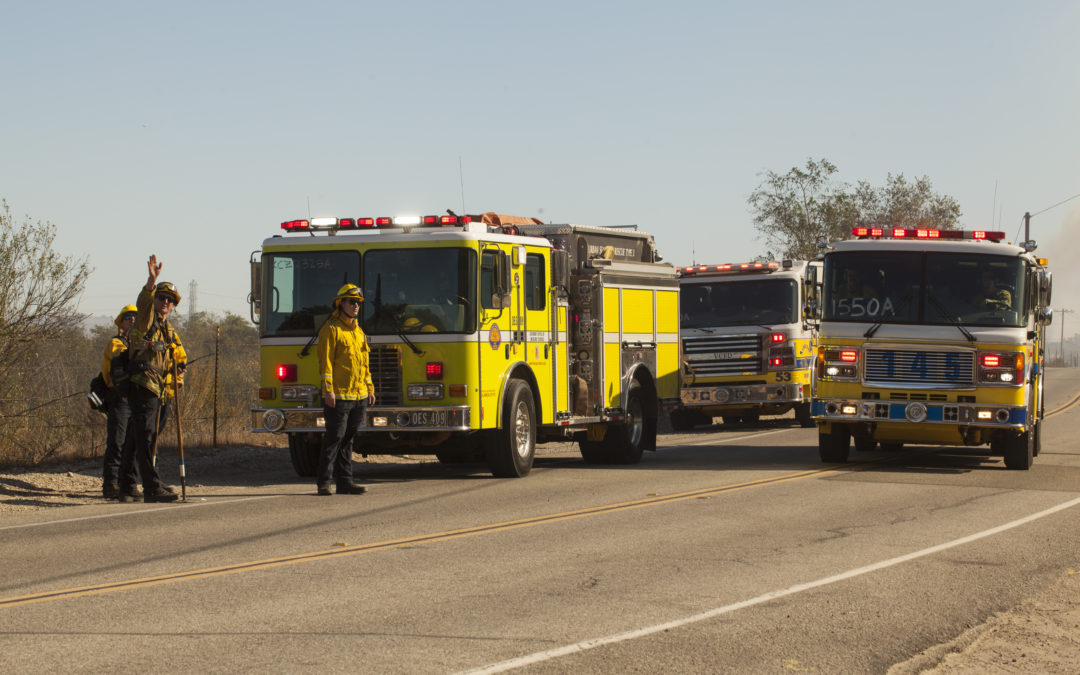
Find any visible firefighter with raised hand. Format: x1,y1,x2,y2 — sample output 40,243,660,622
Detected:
119,255,183,503
101,304,138,500
316,284,374,496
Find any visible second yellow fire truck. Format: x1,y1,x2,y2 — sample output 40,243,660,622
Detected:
250,212,681,477
671,260,819,430
812,226,1052,469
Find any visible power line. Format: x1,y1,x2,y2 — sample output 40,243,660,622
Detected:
1030,192,1080,218
1013,190,1080,242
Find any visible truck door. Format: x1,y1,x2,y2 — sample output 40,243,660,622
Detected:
523,249,554,424
479,245,520,429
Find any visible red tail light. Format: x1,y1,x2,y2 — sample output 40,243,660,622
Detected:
840,350,858,363
276,364,298,382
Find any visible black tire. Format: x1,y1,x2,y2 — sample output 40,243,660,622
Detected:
1002,427,1034,470
795,402,815,428
486,379,536,477
1032,420,1041,458
579,381,648,465
741,412,761,425
288,432,321,477
879,441,904,452
818,425,850,463
722,415,742,426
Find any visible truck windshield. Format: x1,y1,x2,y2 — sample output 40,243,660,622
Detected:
262,250,361,337
362,247,477,334
823,251,1026,327
681,278,797,328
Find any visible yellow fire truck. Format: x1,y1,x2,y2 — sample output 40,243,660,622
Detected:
812,226,1053,469
671,260,818,430
249,212,681,477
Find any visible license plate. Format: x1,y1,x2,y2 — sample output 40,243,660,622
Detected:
411,410,448,426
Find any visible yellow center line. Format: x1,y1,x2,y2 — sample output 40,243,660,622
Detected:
1,462,854,609
1045,389,1080,419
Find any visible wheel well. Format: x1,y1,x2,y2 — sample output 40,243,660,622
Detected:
507,364,542,421
628,367,658,419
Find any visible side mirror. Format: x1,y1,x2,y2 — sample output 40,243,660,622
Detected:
248,252,262,324
1038,307,1053,326
551,250,569,295
490,251,512,309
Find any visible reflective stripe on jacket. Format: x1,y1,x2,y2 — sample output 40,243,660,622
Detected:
317,310,373,401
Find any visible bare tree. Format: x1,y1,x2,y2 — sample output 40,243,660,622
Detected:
0,200,93,463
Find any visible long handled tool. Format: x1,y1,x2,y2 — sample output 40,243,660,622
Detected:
150,393,163,469
172,353,188,502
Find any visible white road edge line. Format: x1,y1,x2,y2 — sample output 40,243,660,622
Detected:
461,494,1080,674
0,494,284,531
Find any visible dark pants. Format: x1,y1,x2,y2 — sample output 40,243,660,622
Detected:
103,391,138,487
317,400,366,488
122,386,172,494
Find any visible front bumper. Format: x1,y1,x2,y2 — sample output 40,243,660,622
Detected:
811,398,1026,428
252,405,472,433
681,382,804,409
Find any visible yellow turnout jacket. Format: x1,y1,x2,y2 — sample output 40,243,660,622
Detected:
317,310,373,401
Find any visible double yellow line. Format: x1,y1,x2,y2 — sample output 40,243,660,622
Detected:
1,462,841,609
8,390,1080,611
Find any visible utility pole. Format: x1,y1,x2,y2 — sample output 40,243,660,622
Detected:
1058,308,1073,364
189,280,198,316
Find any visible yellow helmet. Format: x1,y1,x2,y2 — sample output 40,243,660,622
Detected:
334,283,364,308
154,282,181,305
114,304,138,328
403,316,437,332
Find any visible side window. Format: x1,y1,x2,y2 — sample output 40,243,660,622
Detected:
481,251,497,310
525,253,545,310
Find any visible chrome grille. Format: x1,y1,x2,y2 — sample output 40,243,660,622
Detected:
682,334,762,377
370,346,402,405
864,349,974,386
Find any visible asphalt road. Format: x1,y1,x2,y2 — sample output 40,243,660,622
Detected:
3,369,1080,673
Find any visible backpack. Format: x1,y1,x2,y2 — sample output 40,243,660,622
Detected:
88,373,109,413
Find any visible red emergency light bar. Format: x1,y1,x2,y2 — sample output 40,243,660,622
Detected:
680,261,781,277
281,214,475,233
851,227,1005,242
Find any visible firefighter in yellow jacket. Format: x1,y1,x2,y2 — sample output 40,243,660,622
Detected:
316,284,374,496
101,305,138,499
118,255,185,503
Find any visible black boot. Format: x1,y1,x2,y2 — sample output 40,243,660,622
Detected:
144,485,179,503
336,482,367,495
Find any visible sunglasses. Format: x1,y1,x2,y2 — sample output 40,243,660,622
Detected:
122,313,137,320
341,298,362,306
155,294,176,304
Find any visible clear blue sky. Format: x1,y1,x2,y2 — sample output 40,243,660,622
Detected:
2,1,1078,323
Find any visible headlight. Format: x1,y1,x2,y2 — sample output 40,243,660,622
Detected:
407,383,444,400
282,385,319,401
